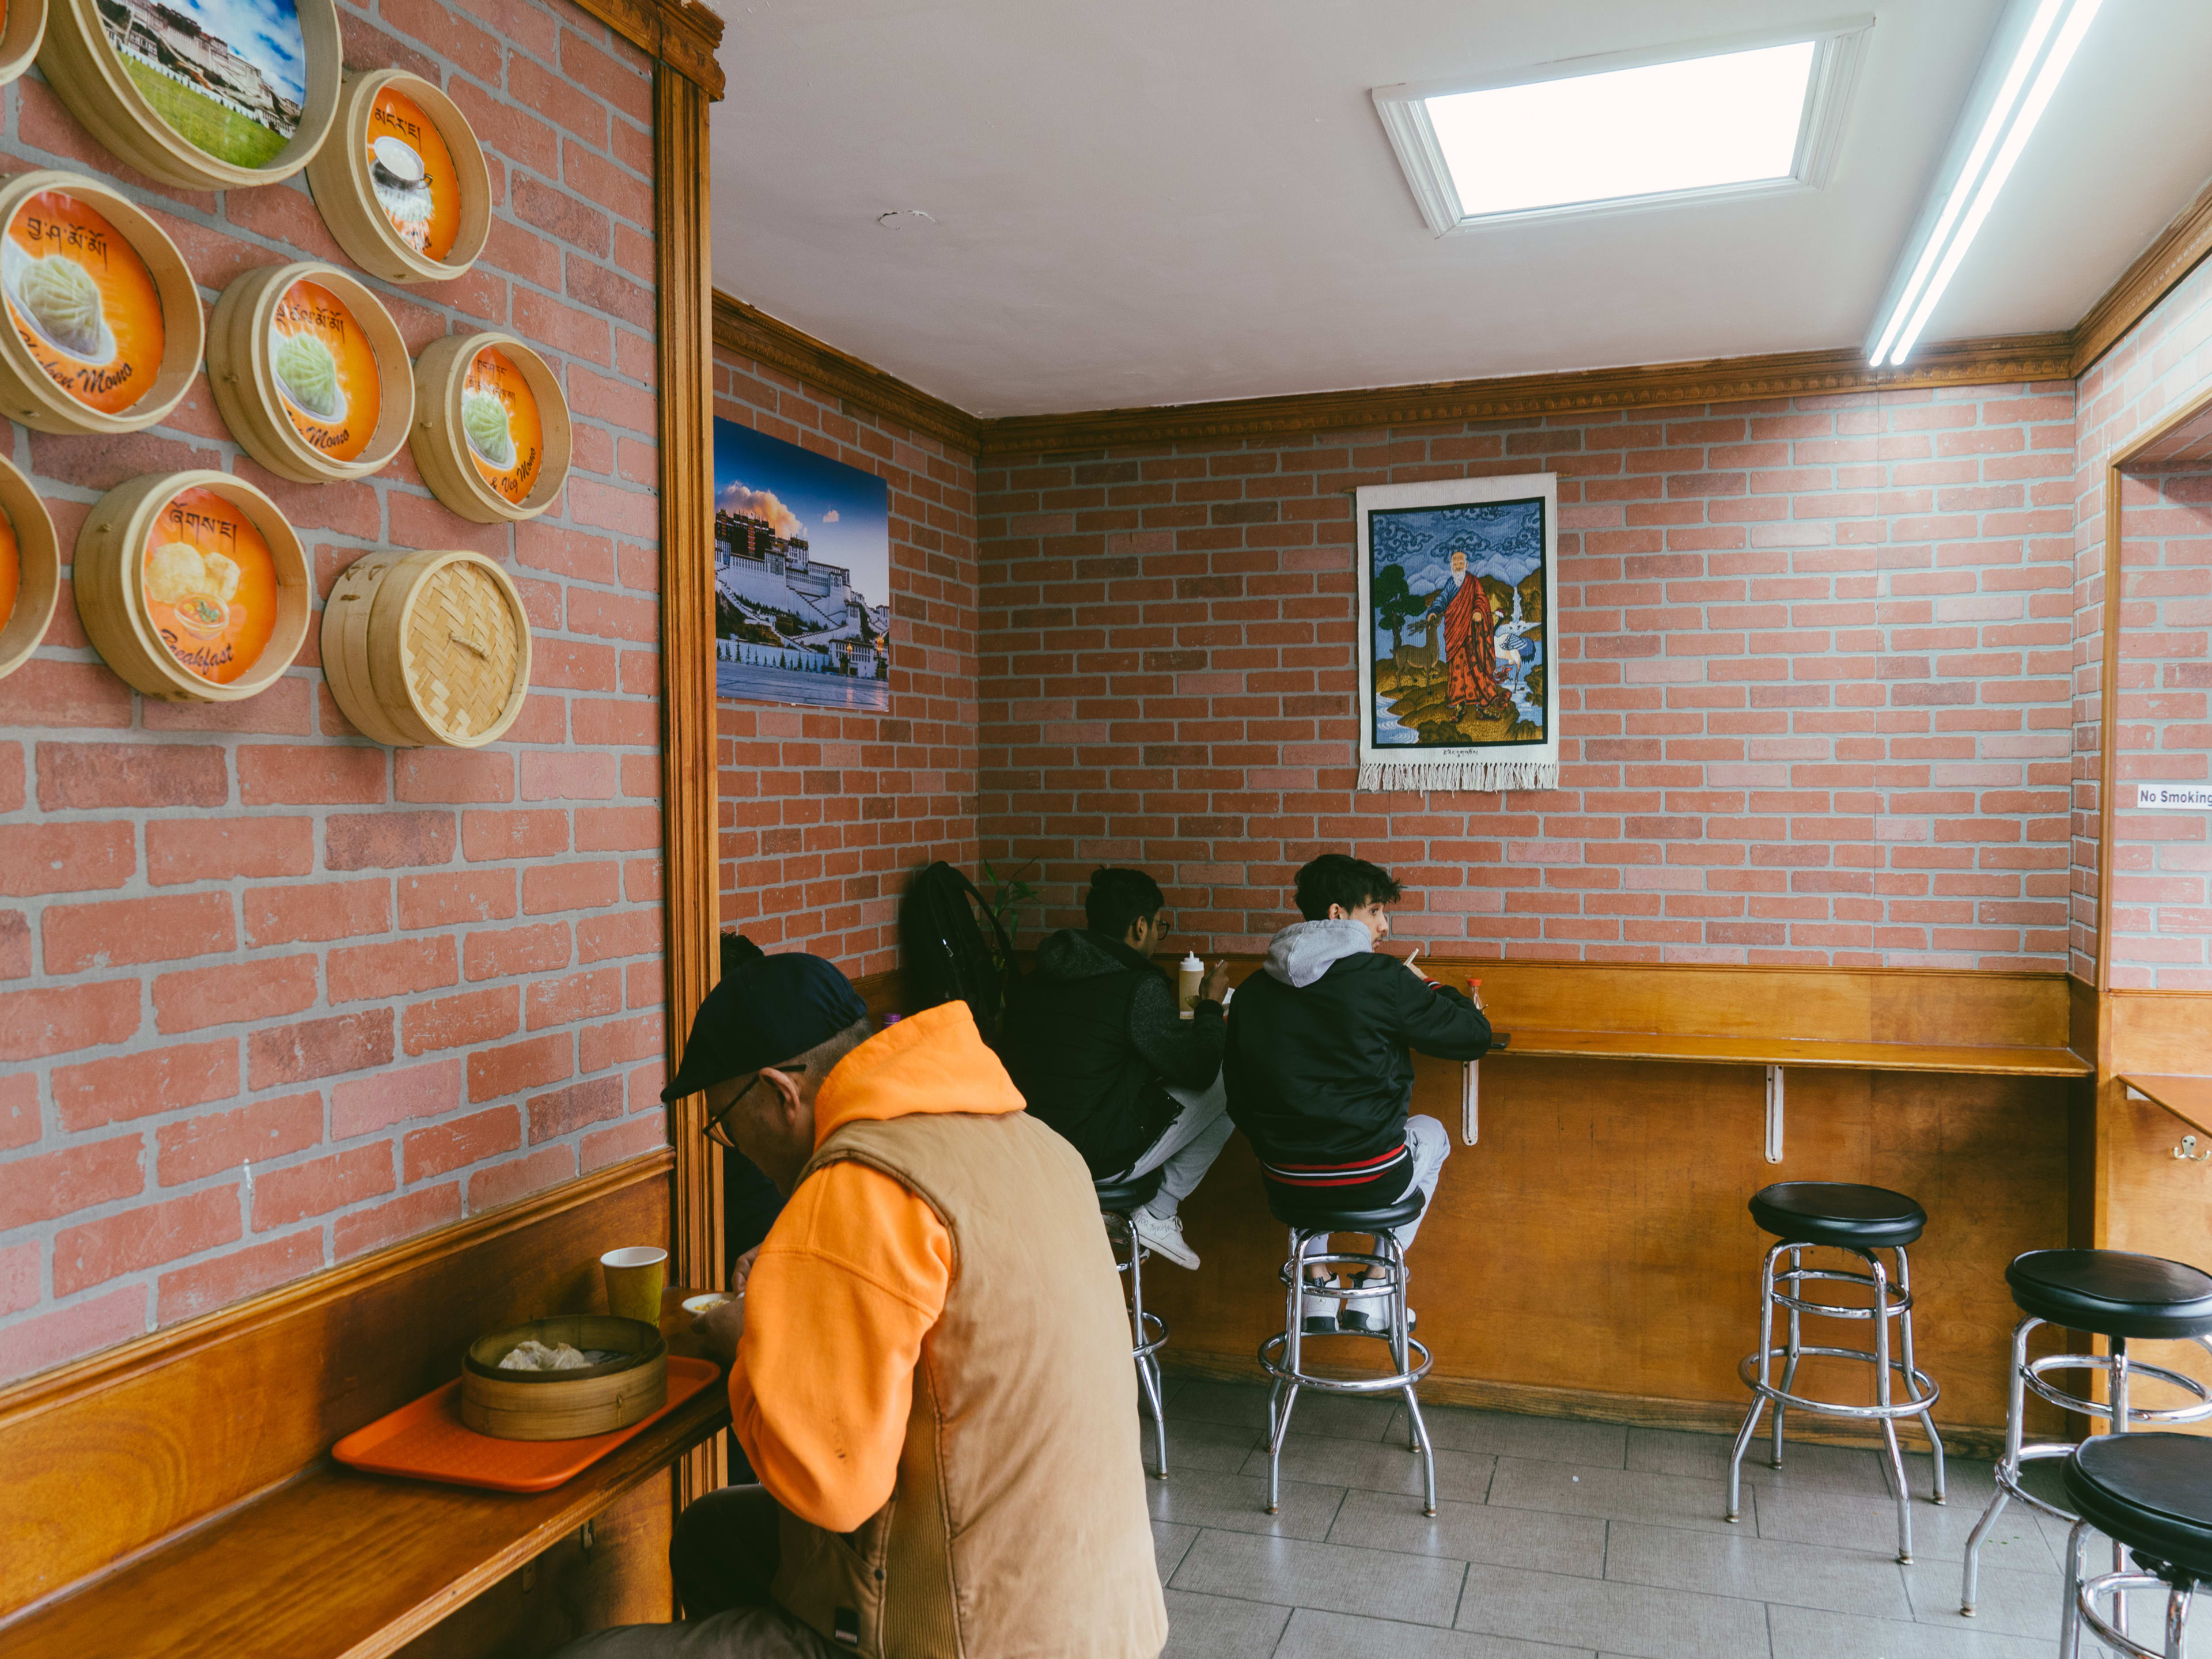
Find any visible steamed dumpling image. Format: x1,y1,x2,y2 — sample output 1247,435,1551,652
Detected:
11,250,104,359
145,541,240,609
273,329,342,421
462,388,513,468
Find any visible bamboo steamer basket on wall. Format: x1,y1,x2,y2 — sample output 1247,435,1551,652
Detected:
37,0,340,190
208,262,414,483
411,332,571,524
0,170,202,435
75,471,310,702
0,0,48,89
0,457,60,681
305,69,490,285
323,548,532,748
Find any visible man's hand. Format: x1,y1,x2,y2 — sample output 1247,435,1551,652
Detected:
694,1293,745,1366
731,1245,762,1293
1202,959,1231,1002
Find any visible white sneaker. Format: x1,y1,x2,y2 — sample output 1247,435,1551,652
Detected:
1131,1207,1199,1270
1301,1287,1338,1335
1339,1282,1414,1336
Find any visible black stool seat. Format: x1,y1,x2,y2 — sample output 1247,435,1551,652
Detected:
2063,1433,2212,1581
1749,1181,1925,1249
1094,1168,1164,1212
1264,1191,1425,1231
2006,1248,2212,1340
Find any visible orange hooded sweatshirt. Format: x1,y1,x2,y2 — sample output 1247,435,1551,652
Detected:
728,1002,1028,1533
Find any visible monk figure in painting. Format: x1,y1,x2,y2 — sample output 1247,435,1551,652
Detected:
1427,548,1503,715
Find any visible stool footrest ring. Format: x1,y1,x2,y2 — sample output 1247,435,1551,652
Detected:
1259,1331,1433,1395
1737,1345,1941,1419
2023,1351,2212,1425
1132,1309,1167,1363
2076,1569,2198,1659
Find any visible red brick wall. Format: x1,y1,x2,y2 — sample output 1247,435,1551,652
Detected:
980,384,2081,966
2073,257,2212,987
0,0,666,1384
711,350,978,976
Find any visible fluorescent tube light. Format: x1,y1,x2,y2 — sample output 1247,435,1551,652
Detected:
1867,0,2103,366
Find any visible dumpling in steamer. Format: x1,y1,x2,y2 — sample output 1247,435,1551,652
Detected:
497,1339,592,1371
13,252,103,358
274,330,342,420
461,388,513,468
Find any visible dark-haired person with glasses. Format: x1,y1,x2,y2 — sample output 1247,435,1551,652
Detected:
1003,866,1233,1270
561,950,1166,1659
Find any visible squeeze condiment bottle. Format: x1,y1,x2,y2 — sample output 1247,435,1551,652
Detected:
1468,976,1484,1010
1177,949,1204,1014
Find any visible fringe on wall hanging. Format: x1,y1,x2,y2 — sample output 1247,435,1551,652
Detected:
1356,757,1560,794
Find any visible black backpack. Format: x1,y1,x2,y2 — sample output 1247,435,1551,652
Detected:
899,861,1014,1047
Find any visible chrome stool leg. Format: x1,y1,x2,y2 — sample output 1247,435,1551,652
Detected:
1962,1315,2038,1613
1771,1244,1802,1468
1726,1242,1783,1525
1869,1247,1914,1563
1384,1232,1437,1515
1104,1205,1169,1481
2070,1525,2198,1659
1895,1244,1945,1504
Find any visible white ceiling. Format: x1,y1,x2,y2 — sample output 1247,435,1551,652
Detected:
707,1,2212,417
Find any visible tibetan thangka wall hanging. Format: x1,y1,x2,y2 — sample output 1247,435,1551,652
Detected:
1355,472,1560,793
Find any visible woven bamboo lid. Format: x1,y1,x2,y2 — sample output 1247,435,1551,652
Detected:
322,548,531,748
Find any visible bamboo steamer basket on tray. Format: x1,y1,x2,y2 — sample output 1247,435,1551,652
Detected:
321,548,531,747
461,1315,668,1441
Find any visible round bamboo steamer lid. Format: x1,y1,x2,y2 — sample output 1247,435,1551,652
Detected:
461,1315,668,1442
0,456,60,681
0,0,48,89
208,262,414,484
410,332,571,525
0,170,202,436
74,470,309,703
305,69,490,285
35,0,340,191
321,548,532,748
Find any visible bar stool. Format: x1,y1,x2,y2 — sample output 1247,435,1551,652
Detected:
1257,1191,1436,1516
2059,1433,2212,1659
1726,1181,1945,1563
1961,1248,2212,1619
1096,1169,1168,1480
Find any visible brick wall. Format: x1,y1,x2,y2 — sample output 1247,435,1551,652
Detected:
711,350,978,976
0,0,666,1385
2072,256,2212,987
980,384,2081,965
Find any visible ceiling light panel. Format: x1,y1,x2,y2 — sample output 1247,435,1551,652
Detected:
1375,19,1873,236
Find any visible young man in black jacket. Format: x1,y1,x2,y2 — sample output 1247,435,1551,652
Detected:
1225,853,1491,1332
1004,867,1232,1269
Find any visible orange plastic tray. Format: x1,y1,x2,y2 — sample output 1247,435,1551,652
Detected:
331,1356,722,1493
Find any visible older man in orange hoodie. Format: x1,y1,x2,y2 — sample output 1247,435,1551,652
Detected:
563,952,1166,1659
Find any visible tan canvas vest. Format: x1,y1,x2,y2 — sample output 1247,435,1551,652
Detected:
771,1109,1168,1659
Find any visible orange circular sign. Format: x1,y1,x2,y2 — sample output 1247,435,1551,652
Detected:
463,346,543,505
142,487,278,685
367,87,460,263
3,191,165,415
269,278,381,462
0,504,17,634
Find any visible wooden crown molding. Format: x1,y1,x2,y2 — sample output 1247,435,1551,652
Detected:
568,0,724,98
713,291,983,452
0,1150,672,1430
2070,173,2212,377
712,173,2212,459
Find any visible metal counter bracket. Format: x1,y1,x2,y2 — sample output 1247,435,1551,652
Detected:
1462,1060,1478,1146
1765,1065,1785,1164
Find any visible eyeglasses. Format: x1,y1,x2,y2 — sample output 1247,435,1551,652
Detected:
703,1062,806,1150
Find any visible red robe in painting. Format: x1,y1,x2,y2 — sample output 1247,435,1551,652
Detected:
1441,573,1501,708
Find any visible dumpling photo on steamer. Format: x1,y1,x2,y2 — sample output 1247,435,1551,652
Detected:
6,247,109,362
461,387,514,468
145,541,241,637
272,329,343,422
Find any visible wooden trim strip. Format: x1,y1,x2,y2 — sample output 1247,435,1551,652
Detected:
565,0,724,99
712,291,984,452
0,1149,672,1430
974,332,2076,457
2070,175,2212,377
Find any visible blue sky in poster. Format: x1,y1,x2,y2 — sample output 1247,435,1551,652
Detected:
713,419,891,609
1370,498,1544,599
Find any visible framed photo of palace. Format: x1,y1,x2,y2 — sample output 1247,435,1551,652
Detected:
1354,471,1560,793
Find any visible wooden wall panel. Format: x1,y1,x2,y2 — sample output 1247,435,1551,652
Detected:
0,1154,672,1622
1146,1054,2070,1450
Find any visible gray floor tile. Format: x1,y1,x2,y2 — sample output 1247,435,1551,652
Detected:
1603,1520,1912,1618
1758,1483,2052,1569
1399,1406,1629,1468
1171,1529,1468,1627
1278,1605,1597,1659
1327,1485,1606,1573
1161,1588,1291,1659
1241,1430,1495,1501
1174,1377,1400,1441
1900,1553,2070,1642
1153,1520,1198,1584
1766,1600,2063,1658
1161,1415,1271,1474
1487,1457,1747,1535
1454,1562,1774,1659
1147,1466,1346,1540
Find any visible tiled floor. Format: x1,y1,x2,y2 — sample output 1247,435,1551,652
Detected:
1143,1376,2194,1658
